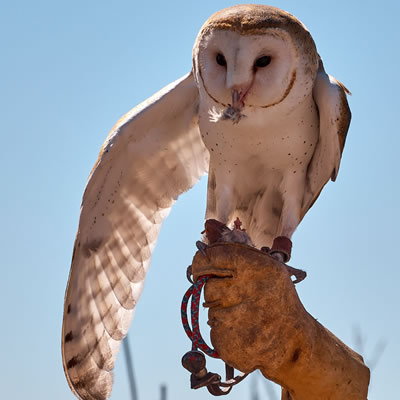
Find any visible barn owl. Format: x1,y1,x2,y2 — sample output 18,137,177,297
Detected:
62,5,351,399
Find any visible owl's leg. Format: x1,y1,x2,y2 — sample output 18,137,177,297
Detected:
268,178,307,283
270,196,301,262
273,174,305,255
214,183,235,225
275,195,302,240
205,168,234,225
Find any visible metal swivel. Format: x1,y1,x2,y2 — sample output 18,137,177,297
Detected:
181,350,221,389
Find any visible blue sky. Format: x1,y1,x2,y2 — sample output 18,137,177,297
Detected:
1,0,399,399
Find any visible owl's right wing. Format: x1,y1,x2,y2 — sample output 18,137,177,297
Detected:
62,72,209,400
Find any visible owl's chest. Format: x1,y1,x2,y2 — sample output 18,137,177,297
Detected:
198,96,320,173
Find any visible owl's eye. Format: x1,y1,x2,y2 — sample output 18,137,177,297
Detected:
255,56,272,68
216,53,227,66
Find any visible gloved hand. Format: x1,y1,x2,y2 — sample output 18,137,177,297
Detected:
191,243,370,400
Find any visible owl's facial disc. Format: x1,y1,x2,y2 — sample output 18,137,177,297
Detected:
196,29,298,120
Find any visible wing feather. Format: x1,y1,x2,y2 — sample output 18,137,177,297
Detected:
302,61,351,216
62,72,208,400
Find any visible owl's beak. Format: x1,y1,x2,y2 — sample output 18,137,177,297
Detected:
231,89,248,109
218,89,247,124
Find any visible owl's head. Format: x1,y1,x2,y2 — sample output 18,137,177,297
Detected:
193,5,319,121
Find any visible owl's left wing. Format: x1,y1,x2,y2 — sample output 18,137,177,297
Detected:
301,62,351,216
62,72,209,400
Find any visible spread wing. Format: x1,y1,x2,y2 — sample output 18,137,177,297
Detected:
62,72,209,400
302,61,351,216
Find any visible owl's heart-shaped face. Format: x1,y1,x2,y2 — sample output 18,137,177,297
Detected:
196,29,298,109
192,5,319,122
